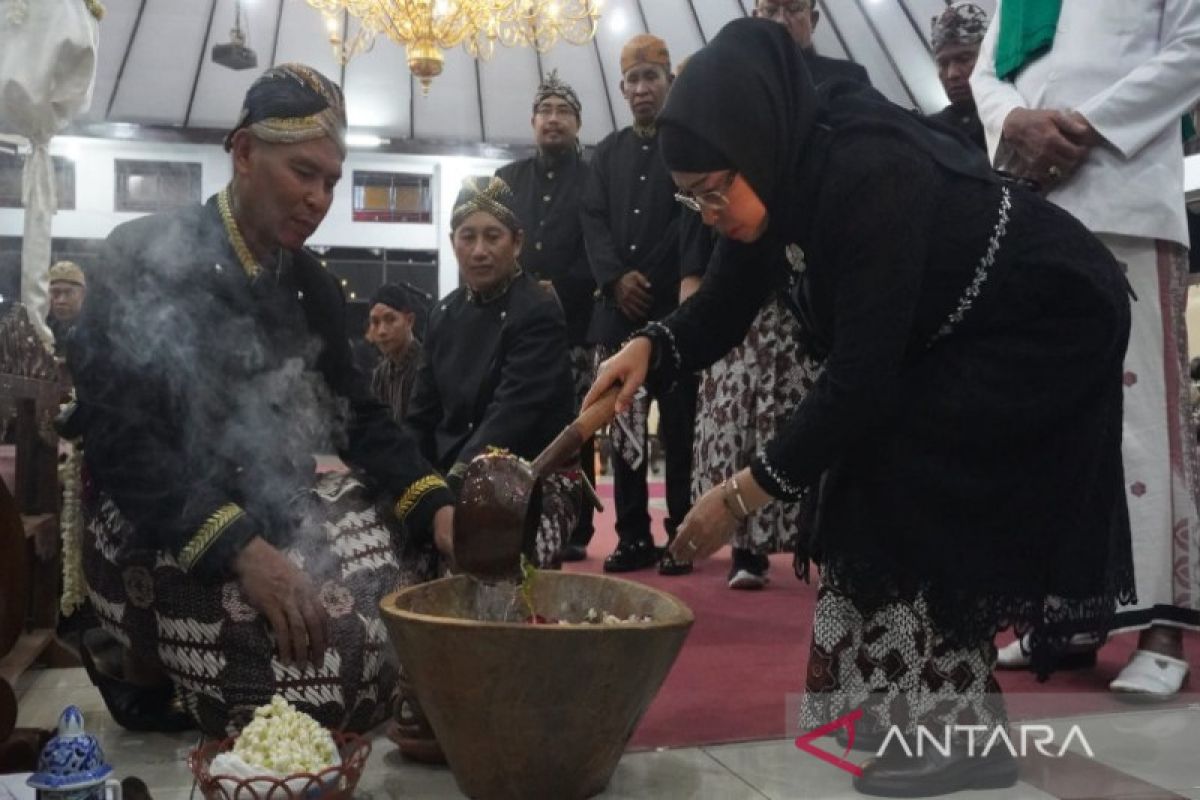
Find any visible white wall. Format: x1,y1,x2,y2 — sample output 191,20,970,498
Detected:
0,135,511,298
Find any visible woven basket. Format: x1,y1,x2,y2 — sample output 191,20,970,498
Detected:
188,731,371,800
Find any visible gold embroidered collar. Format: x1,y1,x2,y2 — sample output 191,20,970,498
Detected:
466,268,522,305
217,185,262,280
633,122,657,139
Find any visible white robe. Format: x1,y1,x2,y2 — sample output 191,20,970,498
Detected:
971,0,1200,627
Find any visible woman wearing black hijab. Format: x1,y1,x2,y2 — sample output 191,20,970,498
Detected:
584,18,1134,797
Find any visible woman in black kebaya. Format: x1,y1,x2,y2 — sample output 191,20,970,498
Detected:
585,18,1133,797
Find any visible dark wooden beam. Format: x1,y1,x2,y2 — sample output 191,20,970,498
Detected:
896,0,932,56
339,9,349,88
183,0,220,128
633,0,650,32
409,74,416,140
685,0,708,44
106,0,148,119
474,60,487,142
816,0,854,61
847,0,920,108
591,38,618,133
269,0,284,67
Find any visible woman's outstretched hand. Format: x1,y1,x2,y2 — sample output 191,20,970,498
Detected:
669,483,738,561
582,336,652,415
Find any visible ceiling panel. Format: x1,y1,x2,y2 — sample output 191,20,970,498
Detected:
477,43,542,144
108,0,216,124
342,23,413,133
412,46,481,140
271,0,343,89
83,0,141,122
641,0,706,66
86,0,968,144
188,0,283,129
692,0,747,44
860,0,942,112
824,0,916,108
811,1,852,61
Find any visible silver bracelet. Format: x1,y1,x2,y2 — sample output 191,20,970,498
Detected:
729,475,752,517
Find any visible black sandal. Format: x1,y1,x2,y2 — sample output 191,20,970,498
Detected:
658,551,694,576
80,628,195,733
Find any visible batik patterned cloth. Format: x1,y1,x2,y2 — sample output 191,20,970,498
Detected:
83,471,438,737
597,345,651,471
1107,236,1200,629
691,297,819,553
800,583,1006,738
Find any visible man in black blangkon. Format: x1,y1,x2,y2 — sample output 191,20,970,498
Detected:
496,70,598,563
64,63,454,737
581,34,697,576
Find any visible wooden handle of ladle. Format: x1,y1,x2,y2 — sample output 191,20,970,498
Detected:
575,384,621,441
531,385,621,477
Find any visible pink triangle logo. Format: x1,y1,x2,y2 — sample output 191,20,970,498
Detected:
794,707,866,777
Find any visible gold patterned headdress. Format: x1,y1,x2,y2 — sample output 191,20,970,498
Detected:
620,34,671,75
224,63,347,157
48,260,85,287
533,69,582,118
450,177,523,233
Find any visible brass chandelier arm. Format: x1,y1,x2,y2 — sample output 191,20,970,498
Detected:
304,0,600,88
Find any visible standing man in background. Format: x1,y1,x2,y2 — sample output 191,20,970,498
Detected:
928,2,989,152
582,34,695,576
497,70,597,562
753,0,871,86
972,0,1200,697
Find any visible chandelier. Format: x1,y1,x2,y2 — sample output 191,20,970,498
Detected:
305,0,602,93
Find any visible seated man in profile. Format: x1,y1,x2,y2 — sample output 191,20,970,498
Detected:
66,63,453,736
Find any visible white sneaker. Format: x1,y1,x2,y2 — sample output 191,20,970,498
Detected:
727,569,768,590
1109,650,1190,698
996,636,1032,668
995,632,1104,669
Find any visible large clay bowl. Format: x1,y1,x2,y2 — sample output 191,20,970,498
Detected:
380,572,693,800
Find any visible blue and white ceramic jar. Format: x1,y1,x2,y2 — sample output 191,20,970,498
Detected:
27,706,121,800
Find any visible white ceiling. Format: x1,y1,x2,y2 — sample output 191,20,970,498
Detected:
85,0,997,148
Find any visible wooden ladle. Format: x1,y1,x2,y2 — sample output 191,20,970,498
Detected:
453,386,620,581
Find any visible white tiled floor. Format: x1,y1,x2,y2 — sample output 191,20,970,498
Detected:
11,669,1200,799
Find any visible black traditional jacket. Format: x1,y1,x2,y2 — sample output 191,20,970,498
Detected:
929,104,987,153
406,272,574,475
804,50,872,88
580,127,681,347
67,196,452,581
495,149,595,346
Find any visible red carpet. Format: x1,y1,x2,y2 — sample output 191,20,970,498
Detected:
570,481,1200,752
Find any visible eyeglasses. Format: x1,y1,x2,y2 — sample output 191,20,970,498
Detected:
674,172,737,213
757,1,811,19
534,102,576,119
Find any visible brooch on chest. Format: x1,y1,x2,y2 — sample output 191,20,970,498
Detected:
785,243,806,274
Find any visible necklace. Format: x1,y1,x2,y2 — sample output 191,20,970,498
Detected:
217,185,262,280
